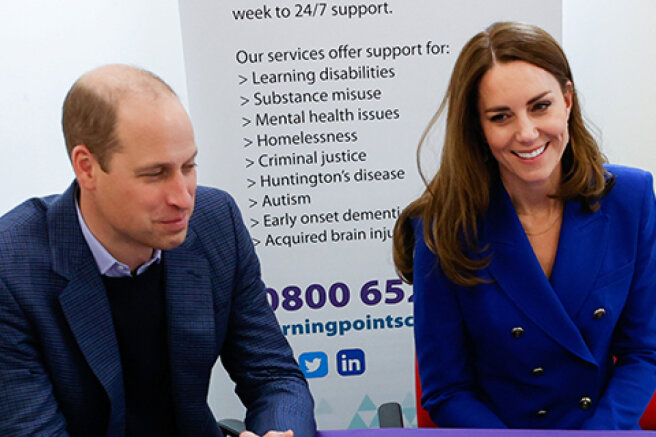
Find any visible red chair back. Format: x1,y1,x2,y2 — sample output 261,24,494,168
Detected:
414,357,437,428
640,394,656,429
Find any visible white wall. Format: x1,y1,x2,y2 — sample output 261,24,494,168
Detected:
0,0,188,214
563,0,656,171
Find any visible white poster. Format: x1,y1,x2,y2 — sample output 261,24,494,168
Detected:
178,0,561,429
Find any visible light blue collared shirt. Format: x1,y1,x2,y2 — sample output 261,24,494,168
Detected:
75,199,161,277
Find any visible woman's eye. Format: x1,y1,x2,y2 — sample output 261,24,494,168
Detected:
490,113,508,123
533,101,552,111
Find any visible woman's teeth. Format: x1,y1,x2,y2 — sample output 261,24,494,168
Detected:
514,144,547,159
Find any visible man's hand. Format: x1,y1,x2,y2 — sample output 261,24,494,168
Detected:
239,430,293,437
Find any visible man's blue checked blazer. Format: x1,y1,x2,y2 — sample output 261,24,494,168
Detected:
0,181,315,437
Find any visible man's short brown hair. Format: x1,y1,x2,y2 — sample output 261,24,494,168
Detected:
61,65,176,171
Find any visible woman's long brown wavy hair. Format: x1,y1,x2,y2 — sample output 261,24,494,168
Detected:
393,22,609,287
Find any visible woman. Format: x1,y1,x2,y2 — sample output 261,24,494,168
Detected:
394,21,656,429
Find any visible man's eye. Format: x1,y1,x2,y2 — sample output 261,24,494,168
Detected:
142,170,163,178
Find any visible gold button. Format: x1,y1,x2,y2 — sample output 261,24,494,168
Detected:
511,327,524,338
531,367,545,376
536,409,548,417
579,396,592,410
593,308,606,320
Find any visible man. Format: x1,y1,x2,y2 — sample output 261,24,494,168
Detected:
0,65,316,437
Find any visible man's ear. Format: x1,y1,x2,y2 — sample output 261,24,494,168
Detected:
71,145,99,190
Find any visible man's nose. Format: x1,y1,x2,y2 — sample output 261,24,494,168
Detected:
167,171,195,209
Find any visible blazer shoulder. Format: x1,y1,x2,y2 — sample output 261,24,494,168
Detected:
0,195,56,230
190,186,239,229
603,164,653,207
605,164,653,190
0,195,62,286
0,195,59,247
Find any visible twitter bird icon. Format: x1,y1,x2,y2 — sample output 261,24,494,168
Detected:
299,351,328,378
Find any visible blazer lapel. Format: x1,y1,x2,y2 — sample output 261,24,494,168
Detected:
550,200,609,319
481,184,596,365
164,228,216,435
49,182,126,437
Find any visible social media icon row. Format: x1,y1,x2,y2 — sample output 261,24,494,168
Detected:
299,348,365,378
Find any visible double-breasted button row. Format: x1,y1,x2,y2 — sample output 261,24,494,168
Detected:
511,325,547,416
593,308,606,320
537,397,592,418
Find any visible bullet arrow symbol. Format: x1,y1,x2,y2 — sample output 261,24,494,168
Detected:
245,158,254,168
247,178,256,188
238,74,247,85
250,218,259,228
252,238,260,247
240,96,249,106
249,198,257,208
242,117,251,127
243,137,253,148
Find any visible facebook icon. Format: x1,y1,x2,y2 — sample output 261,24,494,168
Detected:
336,348,365,376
